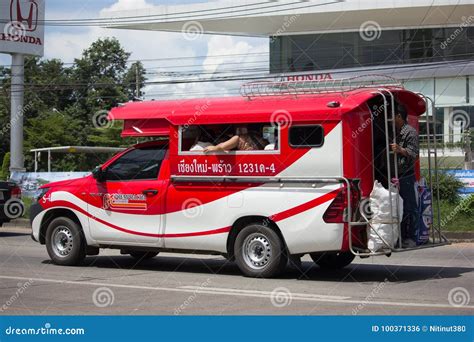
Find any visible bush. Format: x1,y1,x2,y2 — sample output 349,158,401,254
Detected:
422,171,464,203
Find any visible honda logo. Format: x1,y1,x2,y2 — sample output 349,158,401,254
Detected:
10,0,39,32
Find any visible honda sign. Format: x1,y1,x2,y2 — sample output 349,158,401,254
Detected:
0,0,45,56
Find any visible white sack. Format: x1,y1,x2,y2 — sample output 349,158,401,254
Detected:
367,181,403,252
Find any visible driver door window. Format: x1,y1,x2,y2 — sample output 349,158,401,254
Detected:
105,146,167,181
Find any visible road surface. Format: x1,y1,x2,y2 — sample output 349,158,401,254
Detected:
0,226,472,315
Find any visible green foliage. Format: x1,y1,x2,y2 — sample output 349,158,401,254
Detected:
423,171,465,203
0,152,10,180
0,38,147,172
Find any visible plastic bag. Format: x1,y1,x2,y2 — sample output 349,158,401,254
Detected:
367,181,403,252
416,178,432,245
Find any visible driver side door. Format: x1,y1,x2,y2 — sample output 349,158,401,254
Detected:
87,145,168,246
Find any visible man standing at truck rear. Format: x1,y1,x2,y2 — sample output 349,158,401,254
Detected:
390,103,419,248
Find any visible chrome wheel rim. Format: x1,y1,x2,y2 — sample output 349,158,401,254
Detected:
242,233,272,270
52,226,74,257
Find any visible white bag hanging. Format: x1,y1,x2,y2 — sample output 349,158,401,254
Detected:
367,181,403,252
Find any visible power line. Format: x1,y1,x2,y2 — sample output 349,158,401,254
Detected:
0,51,271,68
3,58,471,94
0,0,341,26
2,51,474,81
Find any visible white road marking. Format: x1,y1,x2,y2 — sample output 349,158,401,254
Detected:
180,286,350,300
0,275,473,310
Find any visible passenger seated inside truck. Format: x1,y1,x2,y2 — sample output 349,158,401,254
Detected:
189,126,213,151
204,124,269,153
183,123,277,153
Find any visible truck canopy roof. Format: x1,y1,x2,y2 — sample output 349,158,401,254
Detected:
109,87,426,137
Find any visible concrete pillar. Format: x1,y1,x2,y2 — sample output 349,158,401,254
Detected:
443,107,451,144
9,53,25,173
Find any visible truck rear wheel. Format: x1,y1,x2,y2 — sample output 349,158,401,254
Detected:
45,217,86,266
310,252,355,270
234,224,287,278
129,251,159,260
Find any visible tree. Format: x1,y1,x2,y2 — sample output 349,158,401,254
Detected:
1,37,144,172
0,152,10,180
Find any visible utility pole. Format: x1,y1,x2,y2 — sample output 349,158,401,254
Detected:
10,53,25,173
465,129,472,170
135,65,140,99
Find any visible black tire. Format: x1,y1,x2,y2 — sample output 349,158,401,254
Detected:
310,252,355,270
129,251,159,260
234,224,288,278
45,217,86,266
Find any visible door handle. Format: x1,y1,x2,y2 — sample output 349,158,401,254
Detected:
142,189,159,196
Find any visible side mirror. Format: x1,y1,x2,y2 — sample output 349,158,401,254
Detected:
92,166,106,182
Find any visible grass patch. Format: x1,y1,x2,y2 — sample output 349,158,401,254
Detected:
434,196,474,232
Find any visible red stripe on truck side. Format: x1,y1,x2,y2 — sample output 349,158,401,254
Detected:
45,190,338,238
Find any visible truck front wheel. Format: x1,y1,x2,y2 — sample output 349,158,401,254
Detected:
234,224,287,278
45,217,86,266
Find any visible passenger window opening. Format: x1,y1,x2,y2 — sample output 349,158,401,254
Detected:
289,125,324,147
105,145,168,181
180,123,280,154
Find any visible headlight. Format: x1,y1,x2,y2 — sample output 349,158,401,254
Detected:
34,187,50,203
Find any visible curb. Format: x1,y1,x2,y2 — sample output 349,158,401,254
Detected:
444,231,474,242
2,218,30,228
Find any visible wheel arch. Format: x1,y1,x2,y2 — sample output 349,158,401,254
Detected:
39,208,83,244
226,215,287,260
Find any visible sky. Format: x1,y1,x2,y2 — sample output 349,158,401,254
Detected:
0,0,269,99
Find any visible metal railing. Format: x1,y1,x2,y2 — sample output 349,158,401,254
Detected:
240,75,403,99
348,89,449,256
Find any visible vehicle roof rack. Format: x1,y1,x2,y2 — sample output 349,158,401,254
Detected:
240,75,404,99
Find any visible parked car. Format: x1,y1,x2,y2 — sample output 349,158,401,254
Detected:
0,181,24,227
